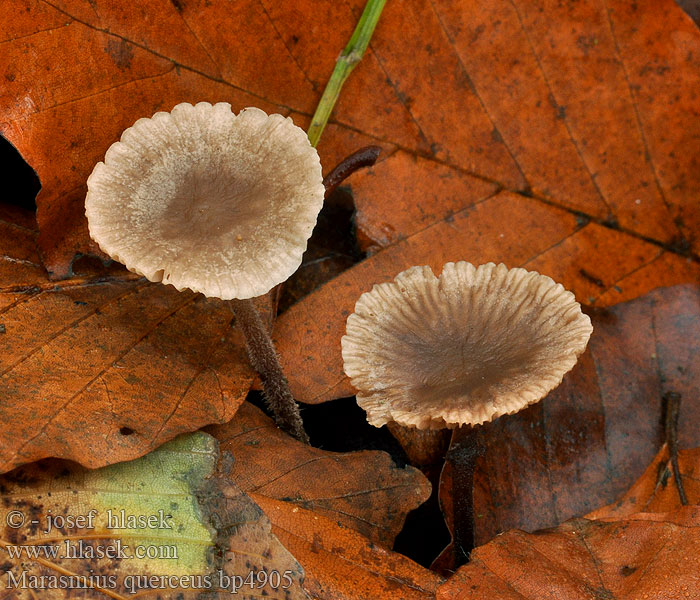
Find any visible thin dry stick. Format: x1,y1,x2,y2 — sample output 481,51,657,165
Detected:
663,390,688,505
323,146,382,198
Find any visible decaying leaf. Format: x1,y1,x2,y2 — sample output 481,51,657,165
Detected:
438,446,700,598
0,432,308,599
348,0,699,250
206,401,431,546
437,507,700,599
0,207,272,473
255,495,444,600
0,204,44,293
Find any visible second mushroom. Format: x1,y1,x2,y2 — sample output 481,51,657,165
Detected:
342,261,593,563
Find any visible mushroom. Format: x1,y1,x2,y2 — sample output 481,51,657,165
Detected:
85,101,325,442
342,261,592,429
341,261,592,561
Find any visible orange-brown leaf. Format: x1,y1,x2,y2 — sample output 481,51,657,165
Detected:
438,508,700,599
439,446,700,598
587,444,700,519
351,0,699,249
3,0,699,278
254,495,443,600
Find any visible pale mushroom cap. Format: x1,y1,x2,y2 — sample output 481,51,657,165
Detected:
342,262,593,429
85,102,325,300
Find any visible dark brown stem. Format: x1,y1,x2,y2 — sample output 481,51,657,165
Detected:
663,390,687,505
446,425,484,567
230,298,309,444
322,146,382,198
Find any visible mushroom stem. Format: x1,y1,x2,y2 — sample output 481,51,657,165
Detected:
445,425,484,567
323,146,382,198
386,422,451,466
230,298,310,444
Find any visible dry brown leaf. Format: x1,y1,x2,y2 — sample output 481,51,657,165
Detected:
587,444,700,519
438,444,700,598
206,401,431,547
254,495,444,600
348,0,699,250
2,0,698,278
437,507,700,599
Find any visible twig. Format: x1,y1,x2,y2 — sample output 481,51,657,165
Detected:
663,390,688,505
307,0,387,147
323,145,381,198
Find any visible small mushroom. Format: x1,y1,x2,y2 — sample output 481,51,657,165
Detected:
86,102,324,300
342,261,592,430
341,261,592,562
86,102,325,442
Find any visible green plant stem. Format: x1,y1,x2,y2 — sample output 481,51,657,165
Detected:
307,0,387,147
